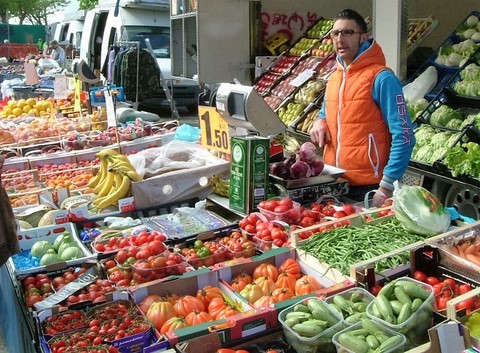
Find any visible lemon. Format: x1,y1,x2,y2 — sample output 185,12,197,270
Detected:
3,108,12,116
35,104,45,112
29,109,39,116
23,105,31,113
7,100,16,107
17,99,27,109
12,107,23,117
26,98,36,107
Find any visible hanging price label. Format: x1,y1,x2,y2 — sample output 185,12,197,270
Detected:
199,106,230,154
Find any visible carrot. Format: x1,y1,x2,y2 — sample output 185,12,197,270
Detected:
465,253,480,267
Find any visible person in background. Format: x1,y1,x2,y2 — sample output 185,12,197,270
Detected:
309,9,415,206
49,39,66,67
37,38,43,53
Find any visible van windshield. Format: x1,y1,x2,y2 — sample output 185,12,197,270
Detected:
122,26,170,58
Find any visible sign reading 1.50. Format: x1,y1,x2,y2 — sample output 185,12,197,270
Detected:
199,106,230,154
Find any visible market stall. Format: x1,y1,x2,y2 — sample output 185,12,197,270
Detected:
2,4,480,353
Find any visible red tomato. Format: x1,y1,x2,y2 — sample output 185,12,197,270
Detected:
443,278,456,288
458,284,472,295
456,298,474,311
369,285,383,296
244,224,256,234
436,296,449,310
412,270,427,282
264,200,278,212
279,197,294,209
425,276,441,286
274,205,289,214
432,283,444,296
342,204,356,215
332,211,347,218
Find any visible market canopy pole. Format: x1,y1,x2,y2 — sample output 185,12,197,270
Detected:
373,0,409,81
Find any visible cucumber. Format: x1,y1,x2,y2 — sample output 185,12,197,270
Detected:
294,303,310,313
284,317,300,328
333,295,354,314
292,322,324,337
378,281,395,298
344,312,367,325
394,286,412,306
374,335,404,353
312,308,338,327
349,291,365,303
338,333,370,353
376,294,396,324
397,302,412,325
353,301,369,313
371,302,381,317
285,311,312,321
307,297,326,313
389,300,404,316
401,283,431,300
348,328,370,336
366,335,380,350
361,318,380,335
329,303,344,316
411,298,423,312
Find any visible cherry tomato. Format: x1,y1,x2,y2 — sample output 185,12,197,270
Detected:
425,276,441,286
412,270,427,282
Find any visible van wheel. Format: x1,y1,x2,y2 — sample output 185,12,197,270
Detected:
444,184,480,220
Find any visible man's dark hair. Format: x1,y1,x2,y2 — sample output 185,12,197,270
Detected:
335,9,368,33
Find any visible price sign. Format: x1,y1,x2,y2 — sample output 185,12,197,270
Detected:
199,106,230,154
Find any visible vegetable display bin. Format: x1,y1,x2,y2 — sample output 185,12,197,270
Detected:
278,295,343,353
366,277,434,349
332,319,406,353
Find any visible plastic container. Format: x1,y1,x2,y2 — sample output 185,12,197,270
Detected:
252,235,274,252
278,296,343,353
186,244,228,269
325,287,375,326
132,253,191,284
258,196,302,223
333,319,406,353
366,277,434,349
225,245,257,260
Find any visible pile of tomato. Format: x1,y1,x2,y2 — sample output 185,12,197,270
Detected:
92,230,166,254
46,302,147,353
412,270,480,311
217,230,256,259
132,252,189,284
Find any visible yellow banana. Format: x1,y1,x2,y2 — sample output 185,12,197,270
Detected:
96,171,115,197
108,153,131,164
95,175,131,209
87,157,108,188
126,170,143,182
108,160,136,173
96,148,121,159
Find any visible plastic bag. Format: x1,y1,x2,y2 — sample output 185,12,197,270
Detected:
403,65,438,103
392,185,450,236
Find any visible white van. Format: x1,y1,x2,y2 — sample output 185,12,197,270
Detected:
79,0,199,111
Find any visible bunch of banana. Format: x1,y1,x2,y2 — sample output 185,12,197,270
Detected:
87,149,143,210
209,175,230,197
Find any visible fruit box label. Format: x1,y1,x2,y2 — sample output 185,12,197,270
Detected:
229,136,269,214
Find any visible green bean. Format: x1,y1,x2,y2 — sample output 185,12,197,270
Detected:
299,218,426,275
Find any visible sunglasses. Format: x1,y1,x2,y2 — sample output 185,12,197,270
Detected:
330,29,363,38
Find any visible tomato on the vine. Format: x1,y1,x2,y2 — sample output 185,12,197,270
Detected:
412,270,427,282
425,276,441,286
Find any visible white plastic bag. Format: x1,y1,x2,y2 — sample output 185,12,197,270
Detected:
403,66,438,103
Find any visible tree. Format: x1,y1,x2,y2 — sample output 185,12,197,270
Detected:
7,0,69,25
79,0,98,10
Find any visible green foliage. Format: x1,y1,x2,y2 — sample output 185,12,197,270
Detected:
79,0,98,10
5,0,69,25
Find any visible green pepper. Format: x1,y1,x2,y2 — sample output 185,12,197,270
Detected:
194,240,204,249
197,246,211,258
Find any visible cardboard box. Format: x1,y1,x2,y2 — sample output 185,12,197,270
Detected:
132,162,230,210
215,247,355,326
229,136,269,214
129,268,271,346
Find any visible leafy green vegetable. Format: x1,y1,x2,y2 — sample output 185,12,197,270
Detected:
444,142,480,177
430,105,464,127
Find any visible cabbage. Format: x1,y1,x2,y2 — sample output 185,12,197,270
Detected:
393,185,450,236
31,241,54,258
445,118,463,130
40,249,62,266
430,105,463,127
60,247,83,261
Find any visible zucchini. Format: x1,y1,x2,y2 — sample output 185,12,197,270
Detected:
338,333,370,353
374,335,404,353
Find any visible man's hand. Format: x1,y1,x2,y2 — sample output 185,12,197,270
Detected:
372,186,393,208
309,119,331,147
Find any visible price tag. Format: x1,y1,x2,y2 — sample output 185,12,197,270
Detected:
104,89,116,127
24,62,39,85
73,75,82,113
199,106,230,154
54,74,68,99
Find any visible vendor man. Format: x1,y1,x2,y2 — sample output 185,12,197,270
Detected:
49,40,66,67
